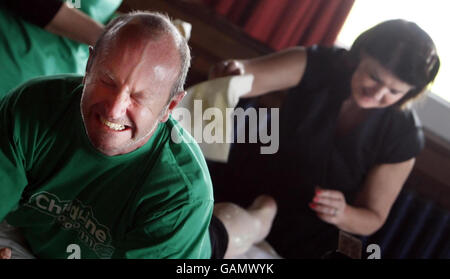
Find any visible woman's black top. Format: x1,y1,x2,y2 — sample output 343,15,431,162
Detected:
210,46,425,258
2,0,63,28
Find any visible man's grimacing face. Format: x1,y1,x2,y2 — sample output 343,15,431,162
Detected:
81,25,184,156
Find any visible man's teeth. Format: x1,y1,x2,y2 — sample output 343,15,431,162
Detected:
100,117,125,131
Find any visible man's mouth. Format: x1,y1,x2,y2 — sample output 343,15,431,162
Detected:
99,116,127,131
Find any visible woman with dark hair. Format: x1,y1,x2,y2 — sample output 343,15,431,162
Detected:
209,19,440,258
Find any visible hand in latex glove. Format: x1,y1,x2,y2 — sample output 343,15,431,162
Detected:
209,60,245,79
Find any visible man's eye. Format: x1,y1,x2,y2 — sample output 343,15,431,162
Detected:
132,94,147,104
101,79,115,87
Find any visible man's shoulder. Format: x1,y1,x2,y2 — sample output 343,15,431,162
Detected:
150,117,213,200
162,116,209,171
3,74,83,113
2,74,83,127
133,118,213,226
9,74,83,100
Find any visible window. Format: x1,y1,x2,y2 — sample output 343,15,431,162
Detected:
336,0,449,103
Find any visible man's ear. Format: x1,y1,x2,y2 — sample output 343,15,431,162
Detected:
160,91,186,123
82,46,95,85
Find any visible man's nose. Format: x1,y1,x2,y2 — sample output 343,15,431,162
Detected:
106,89,131,119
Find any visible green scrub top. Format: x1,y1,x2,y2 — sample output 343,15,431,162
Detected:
0,0,123,96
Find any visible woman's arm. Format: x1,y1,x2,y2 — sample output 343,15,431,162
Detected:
44,2,104,46
209,47,308,98
311,158,416,235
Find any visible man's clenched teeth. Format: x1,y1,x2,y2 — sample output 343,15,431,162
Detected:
100,116,126,131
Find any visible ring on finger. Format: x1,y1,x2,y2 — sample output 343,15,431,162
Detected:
332,208,337,216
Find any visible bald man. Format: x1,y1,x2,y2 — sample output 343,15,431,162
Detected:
0,11,280,259
0,11,215,259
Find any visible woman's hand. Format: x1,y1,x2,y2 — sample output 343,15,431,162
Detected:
309,187,347,225
209,60,245,79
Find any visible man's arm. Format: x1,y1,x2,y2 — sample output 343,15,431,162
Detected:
0,87,31,222
0,90,30,259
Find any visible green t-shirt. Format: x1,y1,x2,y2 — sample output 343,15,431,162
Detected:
0,75,214,259
0,0,122,96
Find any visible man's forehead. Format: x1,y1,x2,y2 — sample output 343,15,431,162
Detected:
101,25,179,63
91,19,182,88
93,44,178,95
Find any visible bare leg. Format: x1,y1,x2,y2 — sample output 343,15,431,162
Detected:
213,195,277,259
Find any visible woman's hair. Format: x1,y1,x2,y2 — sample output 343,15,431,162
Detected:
348,19,440,108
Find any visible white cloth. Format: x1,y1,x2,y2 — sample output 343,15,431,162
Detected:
174,75,254,162
173,19,192,41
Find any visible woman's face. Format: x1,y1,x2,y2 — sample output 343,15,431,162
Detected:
350,55,414,109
